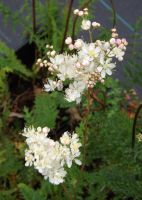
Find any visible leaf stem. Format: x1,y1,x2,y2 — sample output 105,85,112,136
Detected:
81,88,92,170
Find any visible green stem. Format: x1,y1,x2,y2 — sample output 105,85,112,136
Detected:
89,29,93,43
73,89,92,200
81,89,91,170
109,0,116,28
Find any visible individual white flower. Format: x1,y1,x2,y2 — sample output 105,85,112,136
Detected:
97,58,116,78
79,43,100,60
60,131,71,145
50,54,64,66
44,79,57,92
81,19,91,30
74,39,83,49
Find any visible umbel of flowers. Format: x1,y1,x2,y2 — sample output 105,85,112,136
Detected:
20,126,81,185
37,8,128,104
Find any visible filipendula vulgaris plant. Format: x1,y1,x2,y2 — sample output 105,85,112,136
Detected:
20,7,128,185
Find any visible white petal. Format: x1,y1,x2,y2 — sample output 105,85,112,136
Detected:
97,66,102,72
44,84,51,92
75,159,82,165
101,70,106,78
106,68,112,75
67,159,72,168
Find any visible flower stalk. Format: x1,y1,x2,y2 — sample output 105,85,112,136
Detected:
61,0,74,53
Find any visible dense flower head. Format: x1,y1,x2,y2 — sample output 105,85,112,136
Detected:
42,37,127,103
20,126,82,185
37,8,128,104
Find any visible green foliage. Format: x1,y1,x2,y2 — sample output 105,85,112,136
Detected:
0,40,33,132
75,109,142,200
23,91,74,129
0,189,17,200
0,41,32,78
0,140,22,177
18,183,46,200
24,93,58,128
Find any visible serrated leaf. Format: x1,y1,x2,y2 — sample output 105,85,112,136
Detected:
0,40,33,78
25,93,58,128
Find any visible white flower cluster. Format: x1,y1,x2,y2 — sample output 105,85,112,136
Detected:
74,7,89,16
43,37,127,103
38,9,128,104
21,126,82,185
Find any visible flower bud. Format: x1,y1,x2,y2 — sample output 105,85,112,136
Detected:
122,38,128,45
37,58,42,63
78,11,84,16
50,50,56,57
110,38,116,44
73,9,79,15
43,60,47,64
116,39,121,45
111,28,117,32
40,63,44,67
92,22,100,28
68,44,74,50
83,8,88,11
81,19,91,30
42,127,50,134
65,37,72,45
74,39,83,49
